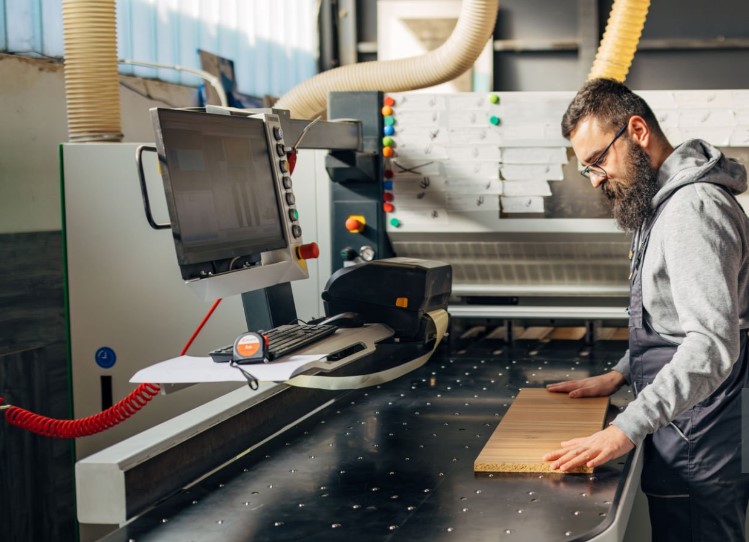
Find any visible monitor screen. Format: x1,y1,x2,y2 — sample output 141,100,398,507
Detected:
153,109,287,278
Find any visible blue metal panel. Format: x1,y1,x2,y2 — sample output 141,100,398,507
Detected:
2,0,318,97
40,0,63,56
0,0,6,51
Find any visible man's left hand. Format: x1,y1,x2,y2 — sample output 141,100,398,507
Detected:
542,425,634,471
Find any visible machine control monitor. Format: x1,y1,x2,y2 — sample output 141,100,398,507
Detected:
151,108,289,280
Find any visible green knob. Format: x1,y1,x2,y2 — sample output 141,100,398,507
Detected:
489,115,501,126
390,218,401,227
384,116,395,126
488,94,500,104
382,136,394,147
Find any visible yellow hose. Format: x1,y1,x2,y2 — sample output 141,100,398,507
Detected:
275,0,499,119
62,0,123,142
588,0,651,82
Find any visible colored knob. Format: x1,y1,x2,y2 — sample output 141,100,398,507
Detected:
384,168,394,179
286,149,298,174
383,180,393,190
383,192,394,202
345,215,366,233
289,208,299,221
488,94,500,104
381,105,393,116
384,96,396,107
384,125,395,136
384,116,395,126
340,246,358,261
383,202,395,213
382,136,394,147
382,147,394,158
296,242,319,260
489,115,501,126
390,218,401,228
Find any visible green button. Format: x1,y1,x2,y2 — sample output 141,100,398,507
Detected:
488,94,500,104
389,218,401,227
384,116,395,126
489,115,501,126
290,209,299,221
382,136,394,147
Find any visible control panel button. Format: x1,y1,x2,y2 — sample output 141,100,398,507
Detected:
276,143,286,157
273,126,283,140
359,245,375,261
289,208,299,221
296,242,319,260
383,202,395,213
340,247,358,261
279,160,289,173
285,193,296,205
345,215,366,233
292,225,302,238
282,176,292,189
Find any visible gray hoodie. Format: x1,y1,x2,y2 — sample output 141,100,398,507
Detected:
611,139,749,446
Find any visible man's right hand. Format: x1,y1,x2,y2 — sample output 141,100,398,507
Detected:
546,371,626,398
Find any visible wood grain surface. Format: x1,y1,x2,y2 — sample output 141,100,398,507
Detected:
474,388,609,474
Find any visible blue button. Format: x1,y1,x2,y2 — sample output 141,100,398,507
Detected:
383,180,393,190
95,347,117,369
384,125,395,136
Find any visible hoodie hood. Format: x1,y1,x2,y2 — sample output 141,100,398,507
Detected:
653,139,747,208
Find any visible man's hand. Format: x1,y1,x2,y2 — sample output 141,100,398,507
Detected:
542,425,634,471
546,370,626,398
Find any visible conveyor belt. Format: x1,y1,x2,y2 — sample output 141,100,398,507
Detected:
103,336,639,542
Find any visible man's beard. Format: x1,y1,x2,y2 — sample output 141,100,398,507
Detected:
602,141,660,232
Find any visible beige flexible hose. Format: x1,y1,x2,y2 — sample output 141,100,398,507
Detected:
588,0,651,82
62,0,123,142
275,0,499,119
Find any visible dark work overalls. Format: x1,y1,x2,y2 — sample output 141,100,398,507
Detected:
629,188,749,541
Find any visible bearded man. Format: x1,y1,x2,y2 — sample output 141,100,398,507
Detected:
543,78,749,541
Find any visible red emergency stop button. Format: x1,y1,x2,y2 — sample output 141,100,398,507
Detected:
296,242,320,260
345,215,366,233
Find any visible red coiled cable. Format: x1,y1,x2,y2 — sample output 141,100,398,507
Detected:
1,298,222,438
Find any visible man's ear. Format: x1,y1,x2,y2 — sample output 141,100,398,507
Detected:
628,115,650,148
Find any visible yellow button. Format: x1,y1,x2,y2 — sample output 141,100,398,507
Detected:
395,297,409,308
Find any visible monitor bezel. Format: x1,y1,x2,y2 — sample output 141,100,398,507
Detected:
151,108,289,279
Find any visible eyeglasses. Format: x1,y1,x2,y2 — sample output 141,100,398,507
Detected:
580,123,628,180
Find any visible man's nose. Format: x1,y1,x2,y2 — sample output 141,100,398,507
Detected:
590,175,606,189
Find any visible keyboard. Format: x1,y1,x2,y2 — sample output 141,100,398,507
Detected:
209,323,337,363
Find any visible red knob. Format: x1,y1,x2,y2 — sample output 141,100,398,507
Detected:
297,242,319,260
383,192,394,202
383,202,395,213
286,149,298,174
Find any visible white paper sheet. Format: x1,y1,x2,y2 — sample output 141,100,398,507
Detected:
441,161,500,179
130,354,329,384
501,164,564,181
447,193,500,212
445,145,501,161
501,196,545,213
448,127,502,144
502,180,552,197
499,147,568,165
392,174,446,193
390,93,447,111
444,178,503,194
447,93,498,111
392,207,450,225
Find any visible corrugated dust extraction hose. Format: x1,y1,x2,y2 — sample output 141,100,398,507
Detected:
275,0,499,119
588,0,651,82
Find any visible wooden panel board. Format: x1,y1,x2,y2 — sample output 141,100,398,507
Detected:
475,388,609,474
